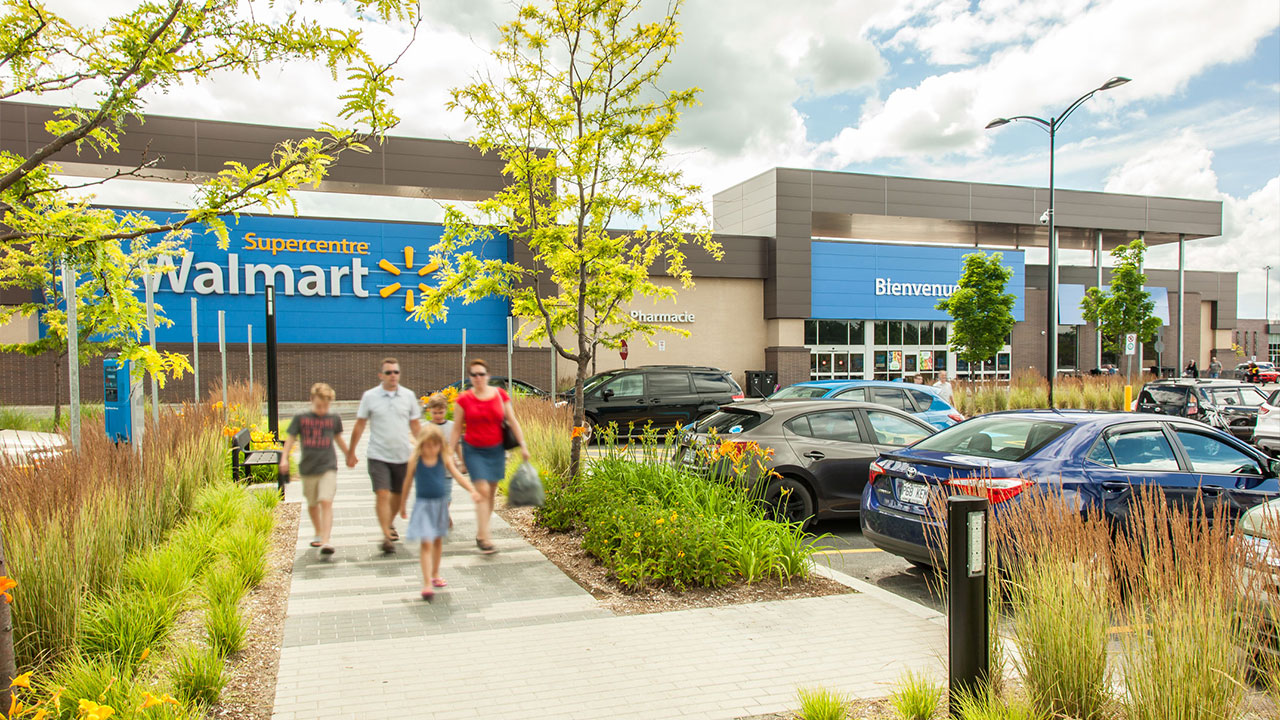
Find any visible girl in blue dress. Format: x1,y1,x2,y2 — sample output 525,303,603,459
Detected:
400,424,480,600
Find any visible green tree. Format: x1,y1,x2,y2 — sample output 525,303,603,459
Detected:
0,236,192,423
0,0,416,700
936,251,1017,371
0,0,417,376
1081,238,1161,382
416,0,719,478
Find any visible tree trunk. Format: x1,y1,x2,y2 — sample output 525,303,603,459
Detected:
0,525,15,715
568,354,590,481
52,352,63,427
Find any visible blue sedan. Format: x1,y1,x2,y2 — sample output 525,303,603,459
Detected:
861,410,1280,567
769,380,964,429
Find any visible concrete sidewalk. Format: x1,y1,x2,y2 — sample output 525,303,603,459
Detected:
271,422,945,720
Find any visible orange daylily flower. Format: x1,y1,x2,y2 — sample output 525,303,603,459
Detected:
0,576,16,604
570,426,587,438
78,699,116,720
137,691,178,711
139,648,150,662
10,670,32,688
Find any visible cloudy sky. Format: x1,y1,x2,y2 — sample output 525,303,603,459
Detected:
48,0,1280,319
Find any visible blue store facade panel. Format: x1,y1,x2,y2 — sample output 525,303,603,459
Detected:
810,240,1025,321
806,240,1026,382
127,212,510,345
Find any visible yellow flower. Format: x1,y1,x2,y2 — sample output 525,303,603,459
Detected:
677,551,685,558
0,576,16,604
212,401,223,409
9,697,25,717
139,648,150,662
10,670,32,688
137,691,177,711
633,531,641,538
78,699,116,720
655,518,664,525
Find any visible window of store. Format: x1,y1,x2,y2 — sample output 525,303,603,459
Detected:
1058,327,1078,370
804,319,1005,382
1270,332,1279,364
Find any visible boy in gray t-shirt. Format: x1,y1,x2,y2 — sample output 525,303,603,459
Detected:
281,383,349,555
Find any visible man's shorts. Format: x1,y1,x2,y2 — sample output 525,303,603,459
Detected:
300,470,338,506
368,459,408,495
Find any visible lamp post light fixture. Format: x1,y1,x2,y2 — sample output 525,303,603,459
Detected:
986,76,1130,408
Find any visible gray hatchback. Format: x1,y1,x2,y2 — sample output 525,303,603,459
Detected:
673,399,935,527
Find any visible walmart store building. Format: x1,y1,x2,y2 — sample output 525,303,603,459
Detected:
0,102,1255,404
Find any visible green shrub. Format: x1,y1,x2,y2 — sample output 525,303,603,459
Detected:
201,561,248,608
251,486,282,511
78,591,181,671
169,644,226,707
890,670,943,720
543,440,826,590
241,504,276,539
204,599,249,657
193,482,249,530
121,543,200,599
43,654,143,718
794,686,849,720
218,524,269,588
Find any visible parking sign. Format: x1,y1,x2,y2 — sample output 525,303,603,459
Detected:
1124,333,1137,355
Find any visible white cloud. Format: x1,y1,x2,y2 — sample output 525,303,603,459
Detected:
827,0,1279,165
1104,134,1280,319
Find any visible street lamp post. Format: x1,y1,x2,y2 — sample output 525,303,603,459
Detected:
1265,265,1272,324
986,76,1130,408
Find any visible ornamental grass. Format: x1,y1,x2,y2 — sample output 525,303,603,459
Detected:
538,429,827,590
0,402,225,670
952,370,1131,416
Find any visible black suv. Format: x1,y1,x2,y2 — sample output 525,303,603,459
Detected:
1136,379,1271,441
571,365,744,433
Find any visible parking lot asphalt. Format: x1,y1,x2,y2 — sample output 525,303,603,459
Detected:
812,517,944,613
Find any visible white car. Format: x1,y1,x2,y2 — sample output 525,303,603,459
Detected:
1256,388,1280,457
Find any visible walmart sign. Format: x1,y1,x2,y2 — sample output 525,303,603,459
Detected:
131,212,510,345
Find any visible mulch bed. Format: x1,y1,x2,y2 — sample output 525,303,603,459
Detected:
498,503,853,615
210,496,299,720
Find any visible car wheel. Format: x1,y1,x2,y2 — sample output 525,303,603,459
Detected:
765,477,815,529
908,559,934,573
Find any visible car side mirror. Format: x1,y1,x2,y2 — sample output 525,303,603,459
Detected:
601,388,614,400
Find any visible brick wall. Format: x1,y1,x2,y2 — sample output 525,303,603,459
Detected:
765,346,810,388
0,344,560,405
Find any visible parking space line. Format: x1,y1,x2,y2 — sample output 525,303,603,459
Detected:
814,548,885,555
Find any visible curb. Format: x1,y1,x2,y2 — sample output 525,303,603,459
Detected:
811,562,946,624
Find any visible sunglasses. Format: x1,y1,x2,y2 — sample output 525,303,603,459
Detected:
383,369,400,375
469,371,487,378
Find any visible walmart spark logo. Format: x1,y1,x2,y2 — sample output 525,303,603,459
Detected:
378,246,439,313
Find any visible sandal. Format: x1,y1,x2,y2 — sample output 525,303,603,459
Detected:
309,537,323,548
476,539,497,554
380,539,395,554
389,526,399,541
420,589,434,601
431,578,448,588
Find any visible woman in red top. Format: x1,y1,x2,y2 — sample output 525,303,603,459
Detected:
450,358,530,553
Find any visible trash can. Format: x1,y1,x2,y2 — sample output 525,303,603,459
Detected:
744,370,777,398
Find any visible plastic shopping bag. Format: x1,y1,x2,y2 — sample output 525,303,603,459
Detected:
507,461,545,508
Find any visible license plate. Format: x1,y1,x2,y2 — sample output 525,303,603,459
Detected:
898,480,930,506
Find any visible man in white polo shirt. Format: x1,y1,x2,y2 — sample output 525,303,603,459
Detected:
347,357,422,553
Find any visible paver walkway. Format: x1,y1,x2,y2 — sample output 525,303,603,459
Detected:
272,418,946,720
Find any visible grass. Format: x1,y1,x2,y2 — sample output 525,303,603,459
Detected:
201,561,248,608
120,543,200,599
218,523,270,588
77,591,182,671
0,402,105,433
42,654,143,718
169,644,227,707
951,690,1048,720
795,686,850,720
0,401,225,669
950,369,1131,416
889,670,943,720
204,599,249,658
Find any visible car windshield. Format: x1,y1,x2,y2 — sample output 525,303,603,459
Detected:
912,416,1072,461
770,385,832,399
582,372,619,394
695,409,768,435
1205,387,1269,407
